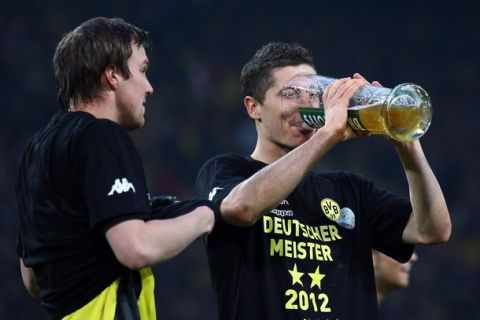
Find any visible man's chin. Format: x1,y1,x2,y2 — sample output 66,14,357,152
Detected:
124,119,144,131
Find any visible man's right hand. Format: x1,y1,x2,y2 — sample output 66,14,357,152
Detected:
321,76,368,142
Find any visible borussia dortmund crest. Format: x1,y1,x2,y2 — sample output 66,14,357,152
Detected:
321,198,341,221
321,198,355,229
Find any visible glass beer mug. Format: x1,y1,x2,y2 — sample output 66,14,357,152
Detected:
280,74,432,142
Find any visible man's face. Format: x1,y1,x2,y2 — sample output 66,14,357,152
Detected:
374,251,418,291
256,64,316,150
115,44,153,130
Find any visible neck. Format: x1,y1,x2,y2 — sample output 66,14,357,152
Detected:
71,98,117,123
377,290,385,304
376,282,394,304
251,137,291,164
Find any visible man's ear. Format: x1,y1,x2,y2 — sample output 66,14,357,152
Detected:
102,66,121,90
244,96,261,121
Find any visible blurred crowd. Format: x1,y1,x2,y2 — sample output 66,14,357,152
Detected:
1,1,478,319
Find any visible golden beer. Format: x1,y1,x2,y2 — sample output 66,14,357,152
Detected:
353,102,428,141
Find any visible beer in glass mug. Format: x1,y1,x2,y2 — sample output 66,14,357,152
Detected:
280,74,432,142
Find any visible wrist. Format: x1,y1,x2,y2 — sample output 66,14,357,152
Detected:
195,200,221,234
395,140,427,171
315,125,346,146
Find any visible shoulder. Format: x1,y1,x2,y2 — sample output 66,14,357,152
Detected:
39,111,129,144
82,116,127,138
51,114,137,164
199,153,251,171
23,111,97,154
205,153,249,163
78,116,132,149
196,153,256,185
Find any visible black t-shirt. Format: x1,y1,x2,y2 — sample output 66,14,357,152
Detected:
16,111,151,319
195,154,414,320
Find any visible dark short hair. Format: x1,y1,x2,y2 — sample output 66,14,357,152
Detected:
240,42,315,104
53,17,151,110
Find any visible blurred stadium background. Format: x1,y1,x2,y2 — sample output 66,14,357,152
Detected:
1,0,478,319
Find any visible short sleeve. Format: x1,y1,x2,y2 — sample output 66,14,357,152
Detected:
151,199,215,219
78,120,151,230
195,154,251,203
355,173,414,262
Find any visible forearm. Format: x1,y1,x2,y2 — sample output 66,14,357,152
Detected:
396,141,451,244
143,207,213,262
107,206,214,269
222,127,341,226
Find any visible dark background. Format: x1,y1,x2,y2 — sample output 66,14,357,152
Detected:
1,0,478,319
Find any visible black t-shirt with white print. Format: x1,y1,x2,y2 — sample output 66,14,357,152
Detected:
16,111,151,319
195,154,414,320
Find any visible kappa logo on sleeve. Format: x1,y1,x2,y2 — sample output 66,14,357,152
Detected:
208,187,224,200
107,178,136,196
